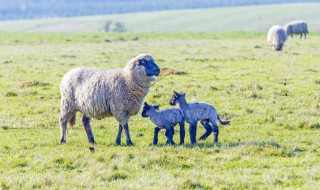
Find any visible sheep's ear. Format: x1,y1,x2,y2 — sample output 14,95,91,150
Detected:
155,105,160,110
144,102,148,107
182,93,185,97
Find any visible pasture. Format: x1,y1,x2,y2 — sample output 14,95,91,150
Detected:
0,32,320,189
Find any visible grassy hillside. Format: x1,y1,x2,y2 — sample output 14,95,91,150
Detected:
0,3,320,33
0,32,320,189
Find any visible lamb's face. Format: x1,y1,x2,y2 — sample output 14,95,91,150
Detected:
169,91,185,106
142,102,159,117
129,54,160,82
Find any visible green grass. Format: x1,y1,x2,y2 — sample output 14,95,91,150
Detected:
0,31,320,189
0,3,320,33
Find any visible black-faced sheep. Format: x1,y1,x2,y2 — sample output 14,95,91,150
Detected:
141,102,185,145
169,91,230,144
267,25,287,51
284,21,308,39
59,53,160,146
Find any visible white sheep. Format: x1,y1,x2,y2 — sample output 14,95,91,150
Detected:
59,53,160,146
284,21,308,39
267,25,287,51
169,91,230,144
141,102,185,145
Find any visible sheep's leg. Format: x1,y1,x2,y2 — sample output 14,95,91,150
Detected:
122,123,133,146
59,112,74,143
153,127,160,145
189,122,197,144
115,124,123,145
212,124,219,143
166,125,175,144
300,33,302,39
198,120,213,141
82,115,95,144
179,122,185,145
164,125,175,145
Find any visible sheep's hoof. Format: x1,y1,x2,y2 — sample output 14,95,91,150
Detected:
126,141,133,146
60,139,66,144
89,147,95,152
179,142,184,145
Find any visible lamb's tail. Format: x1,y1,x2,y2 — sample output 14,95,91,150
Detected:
217,115,230,125
68,114,76,127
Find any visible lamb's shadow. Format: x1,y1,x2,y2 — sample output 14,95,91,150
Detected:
184,140,281,149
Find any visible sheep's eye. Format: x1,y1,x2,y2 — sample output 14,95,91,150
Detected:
139,59,147,65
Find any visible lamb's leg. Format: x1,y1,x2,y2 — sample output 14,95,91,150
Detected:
164,125,175,145
166,125,175,144
82,115,95,144
198,119,212,141
178,122,185,145
59,112,74,143
189,122,197,144
122,123,133,146
115,124,123,145
153,127,160,145
212,124,219,143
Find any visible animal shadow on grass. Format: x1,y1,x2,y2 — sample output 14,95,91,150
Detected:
184,140,281,149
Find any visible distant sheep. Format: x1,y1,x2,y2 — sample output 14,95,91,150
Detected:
59,53,160,146
284,21,308,39
169,91,230,144
267,25,287,51
142,102,185,145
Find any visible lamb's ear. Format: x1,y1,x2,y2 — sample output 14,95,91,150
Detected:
154,105,160,110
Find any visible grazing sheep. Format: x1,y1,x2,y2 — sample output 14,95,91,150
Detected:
284,21,308,39
59,53,160,146
169,91,230,144
267,25,287,51
141,102,185,145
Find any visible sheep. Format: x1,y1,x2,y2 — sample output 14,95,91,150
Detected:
59,53,160,146
267,25,287,51
141,102,185,145
169,91,230,144
284,21,308,39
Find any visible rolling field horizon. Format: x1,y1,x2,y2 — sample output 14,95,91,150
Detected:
0,3,320,33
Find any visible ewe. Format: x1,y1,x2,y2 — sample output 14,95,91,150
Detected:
59,54,160,146
284,21,308,39
267,25,287,51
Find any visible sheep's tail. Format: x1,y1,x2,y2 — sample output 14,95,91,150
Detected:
217,114,230,125
68,114,76,127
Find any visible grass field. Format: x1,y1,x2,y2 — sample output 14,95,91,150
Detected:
0,3,320,33
0,31,320,189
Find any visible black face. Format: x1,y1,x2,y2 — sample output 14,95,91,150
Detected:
139,58,160,77
275,43,283,51
141,102,150,117
169,91,181,106
141,102,159,117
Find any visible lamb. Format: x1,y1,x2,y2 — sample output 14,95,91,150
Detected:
267,25,287,51
284,21,308,39
59,53,160,146
169,91,230,144
141,102,185,145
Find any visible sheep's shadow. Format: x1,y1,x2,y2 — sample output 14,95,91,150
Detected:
183,140,281,149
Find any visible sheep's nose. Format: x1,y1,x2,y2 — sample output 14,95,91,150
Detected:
154,67,160,76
